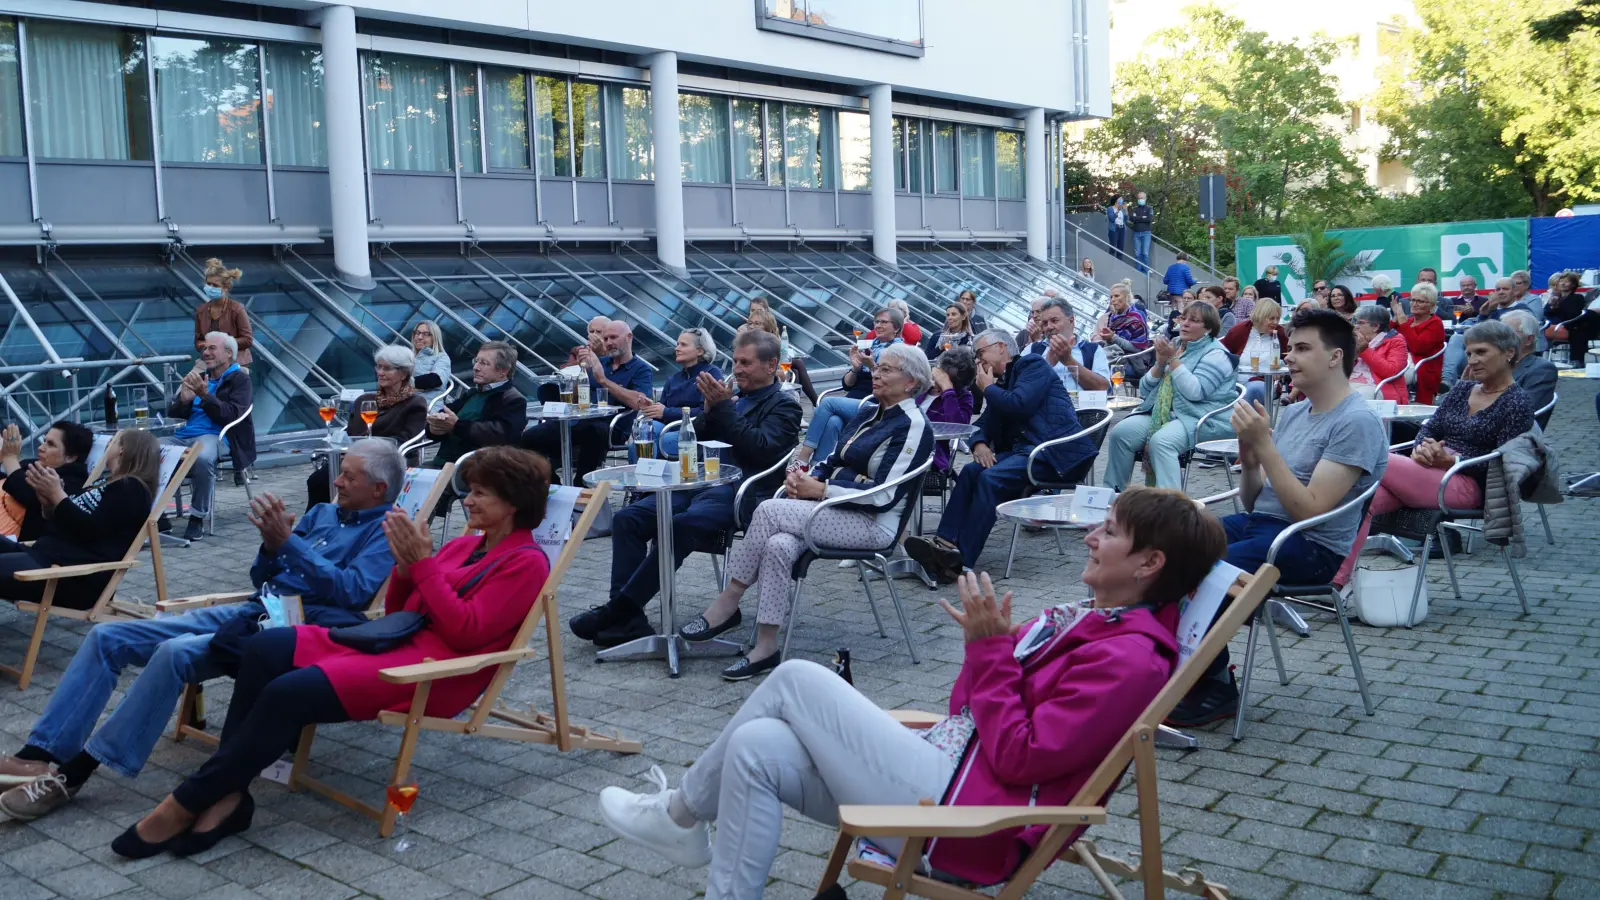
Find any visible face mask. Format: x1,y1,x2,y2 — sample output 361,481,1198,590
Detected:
1137,198,1146,206
203,285,224,300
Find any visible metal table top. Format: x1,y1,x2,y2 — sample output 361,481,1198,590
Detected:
584,463,743,493
995,492,1102,530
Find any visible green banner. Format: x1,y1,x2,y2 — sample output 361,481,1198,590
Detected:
1235,219,1530,304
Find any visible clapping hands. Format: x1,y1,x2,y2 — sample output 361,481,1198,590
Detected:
940,571,1017,643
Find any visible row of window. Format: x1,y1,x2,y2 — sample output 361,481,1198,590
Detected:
0,18,1022,198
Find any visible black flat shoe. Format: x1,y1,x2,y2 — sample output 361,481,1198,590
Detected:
721,652,781,682
111,820,191,860
173,792,254,857
678,610,742,643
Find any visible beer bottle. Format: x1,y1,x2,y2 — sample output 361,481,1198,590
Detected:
104,384,117,427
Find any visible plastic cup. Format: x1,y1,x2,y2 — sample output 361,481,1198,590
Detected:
703,446,722,479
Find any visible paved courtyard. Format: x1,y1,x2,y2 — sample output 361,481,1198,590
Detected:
1,378,1597,900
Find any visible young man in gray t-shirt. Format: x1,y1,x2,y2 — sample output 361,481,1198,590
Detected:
1170,308,1389,727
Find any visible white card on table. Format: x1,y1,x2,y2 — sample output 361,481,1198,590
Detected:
541,402,570,418
1368,399,1398,419
698,440,731,450
1077,390,1108,410
1586,363,1600,379
856,339,873,352
635,457,670,478
1069,486,1115,524
339,388,365,403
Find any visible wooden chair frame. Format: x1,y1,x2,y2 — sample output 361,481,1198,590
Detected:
2,443,202,690
163,463,458,746
289,481,641,836
815,563,1281,900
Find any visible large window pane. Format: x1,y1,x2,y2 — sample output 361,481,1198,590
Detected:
996,129,1023,199
152,37,261,165
838,110,870,191
907,118,924,193
572,80,604,178
0,21,21,157
783,104,824,189
959,125,993,198
765,102,783,186
264,43,324,167
533,74,569,176
932,121,955,193
891,116,904,192
362,53,449,172
482,66,528,169
679,92,728,184
604,84,652,181
453,63,481,173
732,97,763,182
26,21,151,161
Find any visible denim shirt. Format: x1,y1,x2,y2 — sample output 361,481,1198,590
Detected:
248,502,395,625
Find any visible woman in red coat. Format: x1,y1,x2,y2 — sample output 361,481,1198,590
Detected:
112,447,553,859
1390,282,1446,404
1350,305,1410,403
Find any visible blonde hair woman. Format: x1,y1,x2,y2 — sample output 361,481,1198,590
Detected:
409,320,451,403
196,259,253,368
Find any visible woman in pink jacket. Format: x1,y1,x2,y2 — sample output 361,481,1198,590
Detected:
597,488,1227,898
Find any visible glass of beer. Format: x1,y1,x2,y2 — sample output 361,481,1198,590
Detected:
592,385,607,409
702,445,721,480
133,388,149,426
360,400,378,429
634,435,654,461
1250,355,1260,372
559,375,576,406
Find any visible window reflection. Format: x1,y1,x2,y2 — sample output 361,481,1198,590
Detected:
362,53,450,172
453,63,481,173
837,110,870,191
0,21,21,157
732,97,763,182
27,20,152,161
959,124,993,198
679,92,728,184
152,37,261,165
483,66,529,169
996,130,1023,199
605,84,653,181
764,0,922,45
264,44,324,167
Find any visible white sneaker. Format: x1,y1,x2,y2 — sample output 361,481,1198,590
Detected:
598,765,712,869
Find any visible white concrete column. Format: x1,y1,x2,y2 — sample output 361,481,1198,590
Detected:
320,6,373,289
867,83,896,267
1024,107,1047,261
649,51,686,275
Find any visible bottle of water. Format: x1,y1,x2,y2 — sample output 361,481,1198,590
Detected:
779,325,791,363
677,407,697,479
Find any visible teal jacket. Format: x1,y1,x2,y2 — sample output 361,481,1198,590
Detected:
1132,337,1239,443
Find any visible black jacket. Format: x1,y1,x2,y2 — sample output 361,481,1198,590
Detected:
694,382,803,525
1253,278,1283,303
1129,203,1154,233
434,382,527,465
167,368,256,472
4,458,89,542
27,476,154,607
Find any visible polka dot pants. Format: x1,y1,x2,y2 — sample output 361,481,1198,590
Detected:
727,499,894,626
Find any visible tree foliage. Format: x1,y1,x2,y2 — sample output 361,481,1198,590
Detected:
1292,227,1371,286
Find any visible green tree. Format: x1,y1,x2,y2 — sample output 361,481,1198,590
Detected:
1376,0,1600,215
1291,227,1370,287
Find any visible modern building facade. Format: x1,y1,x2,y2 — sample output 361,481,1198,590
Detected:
1,0,1111,440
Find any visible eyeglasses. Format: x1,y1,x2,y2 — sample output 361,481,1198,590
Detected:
875,364,906,376
1314,284,1329,292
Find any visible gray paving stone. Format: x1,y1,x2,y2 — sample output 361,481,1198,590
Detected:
1370,870,1494,900
36,862,136,900
1435,855,1555,896
126,859,229,900
1322,836,1438,877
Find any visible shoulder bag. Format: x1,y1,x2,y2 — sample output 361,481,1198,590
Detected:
328,544,537,654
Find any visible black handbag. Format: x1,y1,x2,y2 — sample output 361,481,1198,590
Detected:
326,544,540,654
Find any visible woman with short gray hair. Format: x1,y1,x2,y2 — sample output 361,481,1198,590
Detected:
1349,304,1409,402
638,328,726,460
1331,317,1535,585
306,345,430,507
1390,282,1446,403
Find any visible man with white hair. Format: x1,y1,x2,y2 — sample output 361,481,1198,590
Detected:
0,440,403,822
162,331,255,541
562,316,613,370
524,319,653,483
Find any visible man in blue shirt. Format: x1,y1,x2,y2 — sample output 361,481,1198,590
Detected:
1163,252,1198,298
0,440,404,821
163,332,255,541
522,320,654,483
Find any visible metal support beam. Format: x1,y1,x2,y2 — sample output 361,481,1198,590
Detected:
650,51,687,274
320,5,375,289
867,83,896,267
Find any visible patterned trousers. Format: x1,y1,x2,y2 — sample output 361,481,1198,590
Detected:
727,499,893,626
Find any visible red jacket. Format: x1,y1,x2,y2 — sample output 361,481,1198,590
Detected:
929,603,1179,885
1393,315,1445,404
901,322,923,346
1356,332,1410,403
292,529,551,720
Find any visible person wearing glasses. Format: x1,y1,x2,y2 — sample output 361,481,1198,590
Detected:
409,321,451,403
1391,282,1446,404
1311,280,1331,307
791,308,904,468
306,345,430,508
636,329,723,461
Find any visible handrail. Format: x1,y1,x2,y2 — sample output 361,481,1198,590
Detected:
1438,450,1500,512
0,355,190,376
801,457,932,555
1266,479,1382,566
1025,410,1113,487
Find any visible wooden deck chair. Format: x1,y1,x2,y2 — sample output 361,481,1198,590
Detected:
2,443,202,690
289,481,641,835
162,463,457,746
813,562,1281,900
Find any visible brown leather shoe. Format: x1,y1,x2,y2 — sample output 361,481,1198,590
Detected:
0,755,52,787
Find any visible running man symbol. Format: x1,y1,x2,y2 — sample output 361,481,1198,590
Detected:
1441,233,1503,292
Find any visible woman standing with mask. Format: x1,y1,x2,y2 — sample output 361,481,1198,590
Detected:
194,259,253,369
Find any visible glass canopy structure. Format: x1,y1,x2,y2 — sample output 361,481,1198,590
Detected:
0,245,1108,444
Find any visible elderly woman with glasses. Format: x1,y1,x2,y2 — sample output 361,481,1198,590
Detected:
1391,282,1446,403
1332,320,1534,586
637,328,723,460
1349,304,1410,403
307,345,430,507
409,321,451,403
678,344,934,681
792,308,905,468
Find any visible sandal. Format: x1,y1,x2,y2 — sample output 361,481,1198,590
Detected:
678,609,742,643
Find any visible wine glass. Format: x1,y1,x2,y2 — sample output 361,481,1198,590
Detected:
386,781,419,851
1111,370,1125,396
319,397,337,444
360,400,378,431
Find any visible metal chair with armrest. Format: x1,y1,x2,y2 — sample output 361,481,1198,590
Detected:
174,403,255,538
1000,409,1114,578
781,459,933,664
1529,393,1558,545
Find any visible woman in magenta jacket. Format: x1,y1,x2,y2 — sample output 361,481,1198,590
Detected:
112,447,553,859
596,488,1227,897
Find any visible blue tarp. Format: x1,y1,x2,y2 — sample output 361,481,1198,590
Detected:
1530,216,1600,285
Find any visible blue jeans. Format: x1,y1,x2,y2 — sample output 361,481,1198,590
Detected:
1242,380,1268,407
26,605,250,778
1201,513,1342,678
803,397,866,462
1107,226,1126,261
1132,231,1152,273
167,432,222,517
609,485,737,614
936,451,1057,569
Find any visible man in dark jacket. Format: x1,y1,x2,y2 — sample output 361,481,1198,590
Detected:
164,331,254,541
1129,191,1155,274
572,330,802,647
429,341,527,467
1,420,92,542
906,330,1094,581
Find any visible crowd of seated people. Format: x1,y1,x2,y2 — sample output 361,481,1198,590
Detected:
306,344,429,507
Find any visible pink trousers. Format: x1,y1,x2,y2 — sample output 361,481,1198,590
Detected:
1334,453,1483,586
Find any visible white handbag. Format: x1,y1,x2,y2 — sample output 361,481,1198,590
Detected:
1352,563,1428,627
